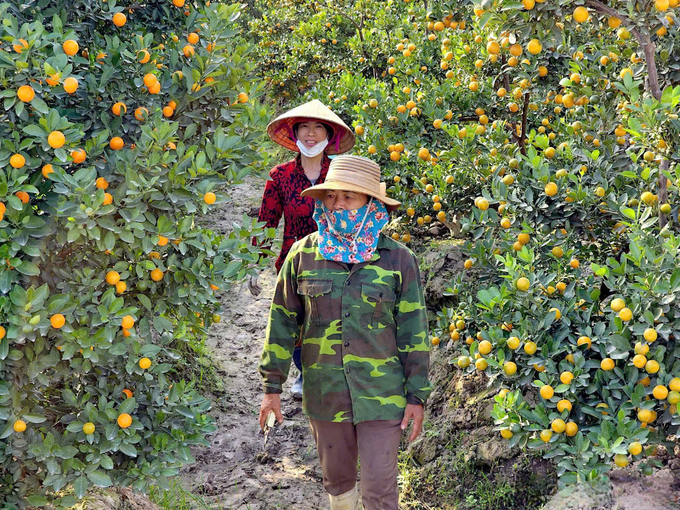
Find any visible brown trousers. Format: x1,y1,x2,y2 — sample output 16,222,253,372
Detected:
309,418,403,510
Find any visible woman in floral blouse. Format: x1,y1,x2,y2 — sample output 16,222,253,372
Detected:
251,99,354,397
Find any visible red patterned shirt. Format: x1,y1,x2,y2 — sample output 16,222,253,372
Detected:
254,154,331,273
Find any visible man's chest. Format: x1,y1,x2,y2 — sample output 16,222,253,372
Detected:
296,263,402,329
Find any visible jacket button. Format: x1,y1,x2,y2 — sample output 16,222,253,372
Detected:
344,342,349,347
344,312,350,318
346,280,351,286
345,368,350,374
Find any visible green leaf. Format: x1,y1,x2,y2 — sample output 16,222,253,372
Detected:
0,337,8,360
104,231,116,251
55,445,78,459
139,344,161,357
671,268,680,291
67,421,84,432
620,208,635,220
100,454,114,470
16,261,40,276
119,397,136,415
223,259,242,278
62,389,77,406
609,334,631,352
23,125,46,138
138,294,152,311
119,442,137,457
74,476,89,499
176,405,194,418
26,495,48,506
55,496,77,507
22,413,47,423
30,98,49,114
87,470,112,488
67,227,81,243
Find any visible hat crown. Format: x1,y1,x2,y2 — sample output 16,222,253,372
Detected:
299,154,402,211
327,155,382,194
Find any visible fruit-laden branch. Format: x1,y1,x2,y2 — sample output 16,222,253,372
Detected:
586,0,669,228
584,0,662,100
585,0,668,227
320,1,371,66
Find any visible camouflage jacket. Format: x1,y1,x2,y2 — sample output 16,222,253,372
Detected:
258,231,433,424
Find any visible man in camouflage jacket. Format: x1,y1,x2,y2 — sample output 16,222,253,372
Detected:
258,230,432,509
258,231,432,424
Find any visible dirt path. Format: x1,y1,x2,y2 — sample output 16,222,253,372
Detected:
180,176,329,510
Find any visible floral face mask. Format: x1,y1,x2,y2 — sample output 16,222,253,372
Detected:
313,197,390,264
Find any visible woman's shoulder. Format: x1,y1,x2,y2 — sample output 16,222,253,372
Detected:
269,157,299,179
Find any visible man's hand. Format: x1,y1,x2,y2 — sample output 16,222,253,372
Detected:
247,275,262,297
400,403,424,442
259,393,284,431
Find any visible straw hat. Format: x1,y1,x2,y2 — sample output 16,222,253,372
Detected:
300,155,401,212
266,99,355,155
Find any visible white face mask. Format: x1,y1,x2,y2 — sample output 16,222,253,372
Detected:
296,138,328,157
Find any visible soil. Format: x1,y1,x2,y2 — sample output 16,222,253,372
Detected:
179,175,329,510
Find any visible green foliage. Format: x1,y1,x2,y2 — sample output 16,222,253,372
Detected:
0,0,272,507
248,0,680,492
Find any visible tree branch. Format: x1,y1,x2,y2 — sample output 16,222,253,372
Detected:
321,1,370,65
500,54,510,92
505,122,522,146
585,0,661,99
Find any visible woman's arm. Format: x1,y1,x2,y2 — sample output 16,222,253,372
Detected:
251,170,284,253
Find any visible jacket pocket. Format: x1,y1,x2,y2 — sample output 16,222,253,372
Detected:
361,283,396,327
298,279,333,326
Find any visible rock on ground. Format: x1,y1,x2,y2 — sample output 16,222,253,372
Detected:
82,487,158,510
541,468,680,510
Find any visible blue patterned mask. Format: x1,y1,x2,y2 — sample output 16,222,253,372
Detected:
313,198,390,263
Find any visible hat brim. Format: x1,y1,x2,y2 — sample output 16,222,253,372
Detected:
267,117,355,155
301,181,401,212
266,100,355,155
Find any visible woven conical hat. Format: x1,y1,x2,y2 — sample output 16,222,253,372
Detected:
267,99,355,155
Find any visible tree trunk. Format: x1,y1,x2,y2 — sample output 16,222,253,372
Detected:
585,0,667,226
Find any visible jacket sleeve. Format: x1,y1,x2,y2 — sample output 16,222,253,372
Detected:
251,169,284,253
395,250,433,406
257,248,304,393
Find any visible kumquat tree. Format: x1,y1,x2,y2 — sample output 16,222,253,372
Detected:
3,0,680,507
0,0,270,507
249,0,680,495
